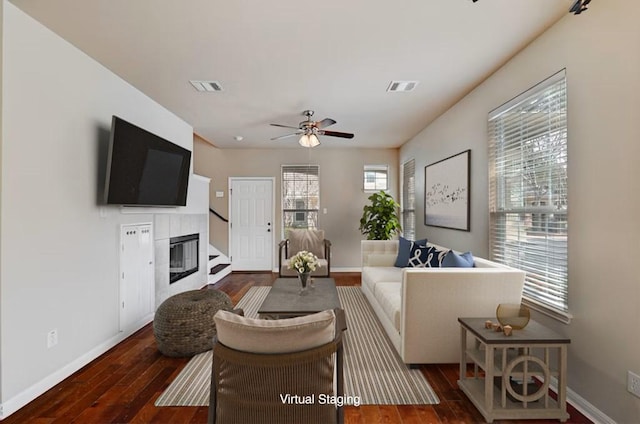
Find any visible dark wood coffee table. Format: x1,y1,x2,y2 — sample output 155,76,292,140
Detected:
258,277,341,319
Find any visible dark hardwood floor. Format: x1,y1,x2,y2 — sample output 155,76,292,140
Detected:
3,272,592,423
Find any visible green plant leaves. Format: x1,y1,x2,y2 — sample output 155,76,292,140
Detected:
359,191,401,240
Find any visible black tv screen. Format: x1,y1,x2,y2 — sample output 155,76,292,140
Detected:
104,116,191,206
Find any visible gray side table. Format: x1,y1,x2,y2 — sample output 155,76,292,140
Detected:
458,317,570,423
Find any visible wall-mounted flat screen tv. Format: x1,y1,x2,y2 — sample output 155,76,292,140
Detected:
104,116,191,206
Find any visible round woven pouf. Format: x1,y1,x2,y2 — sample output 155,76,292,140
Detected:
153,289,233,357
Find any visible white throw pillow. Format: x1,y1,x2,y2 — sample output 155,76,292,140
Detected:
214,309,336,354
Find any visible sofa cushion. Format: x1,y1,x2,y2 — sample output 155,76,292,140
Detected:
361,266,403,293
408,244,448,267
373,282,402,332
214,309,336,354
442,251,475,268
394,236,428,267
362,266,402,286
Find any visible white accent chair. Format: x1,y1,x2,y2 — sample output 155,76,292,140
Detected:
208,308,347,424
279,229,331,277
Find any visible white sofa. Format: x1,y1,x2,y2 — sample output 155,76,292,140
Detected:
361,240,525,364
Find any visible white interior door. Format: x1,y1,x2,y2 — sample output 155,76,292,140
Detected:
120,223,154,331
229,178,274,271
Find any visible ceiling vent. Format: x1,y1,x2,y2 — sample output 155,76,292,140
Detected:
189,80,224,92
387,80,419,92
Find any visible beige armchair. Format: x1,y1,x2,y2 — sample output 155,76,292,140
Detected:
279,229,331,277
208,308,347,424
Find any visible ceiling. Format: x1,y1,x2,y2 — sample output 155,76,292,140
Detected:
11,0,570,149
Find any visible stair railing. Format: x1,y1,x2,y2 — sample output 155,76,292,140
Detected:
209,207,229,223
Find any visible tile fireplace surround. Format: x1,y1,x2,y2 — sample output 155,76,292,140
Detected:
153,213,208,308
169,233,200,284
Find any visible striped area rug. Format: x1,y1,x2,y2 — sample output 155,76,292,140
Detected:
155,286,439,406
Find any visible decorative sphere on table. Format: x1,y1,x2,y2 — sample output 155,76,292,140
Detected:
496,303,530,330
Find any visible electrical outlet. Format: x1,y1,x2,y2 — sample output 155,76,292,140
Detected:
628,371,640,398
47,329,58,348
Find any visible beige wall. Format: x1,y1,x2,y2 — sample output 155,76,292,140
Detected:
194,139,398,269
400,1,640,422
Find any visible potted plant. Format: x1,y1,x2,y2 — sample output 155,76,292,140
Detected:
359,191,401,240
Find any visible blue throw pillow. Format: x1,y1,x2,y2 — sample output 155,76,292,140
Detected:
407,244,447,268
442,251,475,268
394,236,428,267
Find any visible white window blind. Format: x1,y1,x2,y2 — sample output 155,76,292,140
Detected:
282,165,320,232
401,159,416,240
364,164,388,191
488,70,569,316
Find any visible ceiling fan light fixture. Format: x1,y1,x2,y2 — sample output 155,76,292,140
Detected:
272,110,352,145
309,134,320,147
299,134,320,148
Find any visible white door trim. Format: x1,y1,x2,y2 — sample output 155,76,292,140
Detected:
228,177,276,271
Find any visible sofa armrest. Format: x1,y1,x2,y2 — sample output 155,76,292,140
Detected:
400,268,525,363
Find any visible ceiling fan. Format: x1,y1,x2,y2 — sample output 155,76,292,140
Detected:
270,110,354,147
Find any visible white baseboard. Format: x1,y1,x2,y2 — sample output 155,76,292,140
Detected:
567,388,616,424
0,314,154,420
547,377,616,424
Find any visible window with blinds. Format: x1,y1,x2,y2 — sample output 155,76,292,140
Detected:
488,70,569,318
364,164,389,191
282,165,320,232
401,159,416,240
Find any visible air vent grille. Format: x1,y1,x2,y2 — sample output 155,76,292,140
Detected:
387,80,419,92
189,80,224,92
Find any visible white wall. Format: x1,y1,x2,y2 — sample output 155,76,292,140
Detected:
400,1,640,422
0,2,205,416
0,0,4,406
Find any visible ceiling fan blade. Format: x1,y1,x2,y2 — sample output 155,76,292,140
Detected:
315,118,337,129
319,130,354,139
270,132,302,141
270,123,300,129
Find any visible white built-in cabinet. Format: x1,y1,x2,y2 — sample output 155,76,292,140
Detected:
120,223,154,331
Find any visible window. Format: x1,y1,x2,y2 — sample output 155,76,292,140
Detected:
401,159,416,240
294,200,307,224
488,70,569,320
282,165,320,232
364,165,388,191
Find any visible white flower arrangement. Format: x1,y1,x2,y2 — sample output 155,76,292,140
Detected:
288,250,319,274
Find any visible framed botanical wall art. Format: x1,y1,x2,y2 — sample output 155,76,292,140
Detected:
424,149,470,231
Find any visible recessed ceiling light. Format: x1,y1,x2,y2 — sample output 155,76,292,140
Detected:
189,80,224,92
234,135,244,141
387,80,419,92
